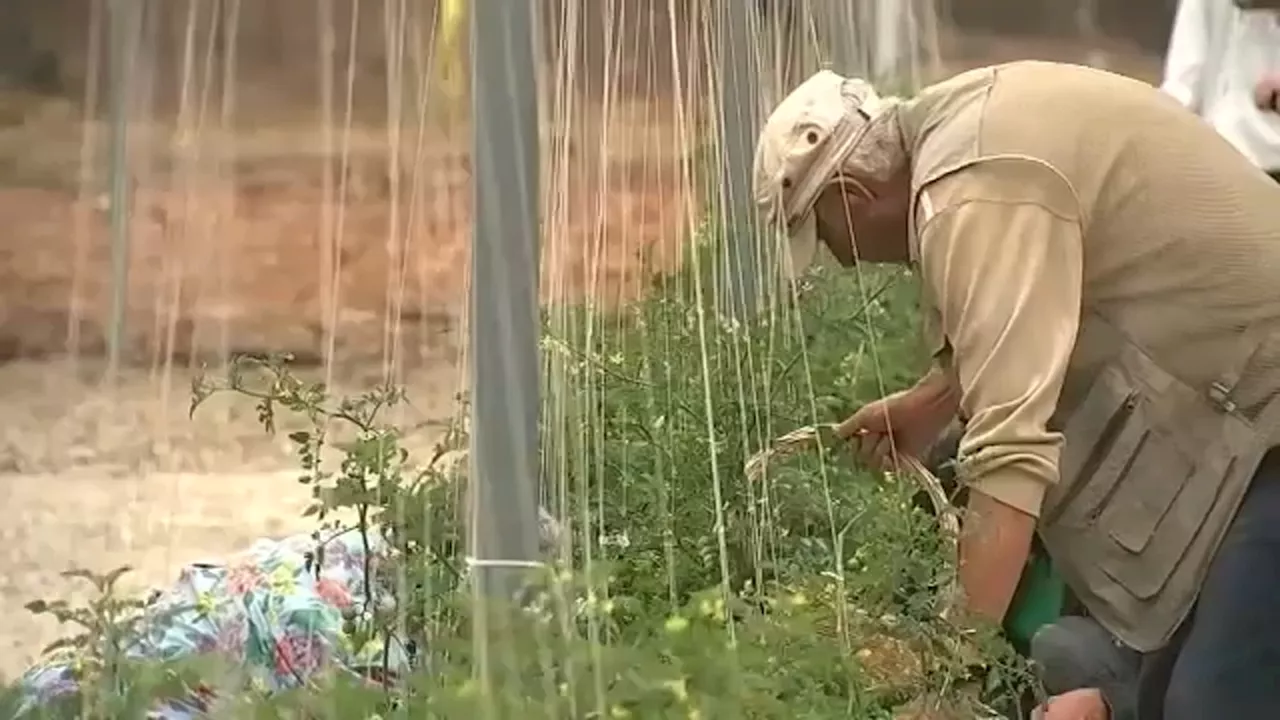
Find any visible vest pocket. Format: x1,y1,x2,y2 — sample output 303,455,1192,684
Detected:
1041,339,1270,650
1048,345,1253,601
1092,412,1228,600
1043,363,1140,526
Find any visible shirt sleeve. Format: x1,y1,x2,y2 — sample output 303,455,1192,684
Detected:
918,196,1084,518
915,189,953,366
1160,0,1217,113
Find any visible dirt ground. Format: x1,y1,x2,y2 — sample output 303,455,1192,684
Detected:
0,30,1166,680
0,354,469,678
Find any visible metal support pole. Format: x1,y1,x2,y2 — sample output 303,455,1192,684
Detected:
808,0,865,76
468,0,542,603
106,0,139,384
872,0,902,81
717,0,764,321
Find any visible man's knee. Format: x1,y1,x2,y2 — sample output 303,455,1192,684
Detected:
1030,616,1137,695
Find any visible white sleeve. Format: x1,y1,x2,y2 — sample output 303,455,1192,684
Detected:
1160,0,1221,114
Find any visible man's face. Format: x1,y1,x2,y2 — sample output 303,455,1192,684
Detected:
811,172,912,266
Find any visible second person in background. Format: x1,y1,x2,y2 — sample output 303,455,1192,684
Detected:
1162,0,1280,178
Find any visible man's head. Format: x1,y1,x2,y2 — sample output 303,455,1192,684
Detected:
753,70,913,278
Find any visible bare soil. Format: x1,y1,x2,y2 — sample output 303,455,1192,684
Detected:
0,354,470,677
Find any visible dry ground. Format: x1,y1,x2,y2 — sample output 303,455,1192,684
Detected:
0,354,469,679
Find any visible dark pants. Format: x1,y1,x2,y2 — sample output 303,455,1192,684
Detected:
1031,448,1280,720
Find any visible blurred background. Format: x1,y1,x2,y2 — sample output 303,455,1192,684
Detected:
0,0,1181,678
0,0,1175,369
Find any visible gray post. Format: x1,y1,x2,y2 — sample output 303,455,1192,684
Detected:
809,0,864,75
106,0,140,383
467,0,543,602
872,0,902,81
717,0,765,321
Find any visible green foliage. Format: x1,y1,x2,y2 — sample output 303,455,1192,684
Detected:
543,258,933,606
6,567,225,719
4,246,1038,718
190,357,471,651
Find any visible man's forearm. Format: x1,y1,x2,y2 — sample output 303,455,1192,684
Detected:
958,488,1037,623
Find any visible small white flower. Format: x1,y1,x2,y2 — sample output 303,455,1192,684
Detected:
598,532,631,549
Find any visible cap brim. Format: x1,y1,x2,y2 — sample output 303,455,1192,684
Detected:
781,211,819,280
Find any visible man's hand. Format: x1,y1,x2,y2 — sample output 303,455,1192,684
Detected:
837,367,958,469
1254,74,1280,112
1034,688,1109,720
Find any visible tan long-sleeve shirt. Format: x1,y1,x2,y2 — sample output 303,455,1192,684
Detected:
898,61,1280,519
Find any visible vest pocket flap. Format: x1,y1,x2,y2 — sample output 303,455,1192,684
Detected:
1098,442,1232,600
1102,431,1198,555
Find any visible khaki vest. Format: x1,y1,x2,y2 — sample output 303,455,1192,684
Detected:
895,62,1280,652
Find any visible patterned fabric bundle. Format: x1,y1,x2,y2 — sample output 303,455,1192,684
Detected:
14,530,410,719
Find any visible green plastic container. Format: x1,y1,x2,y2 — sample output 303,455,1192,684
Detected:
1003,550,1066,654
